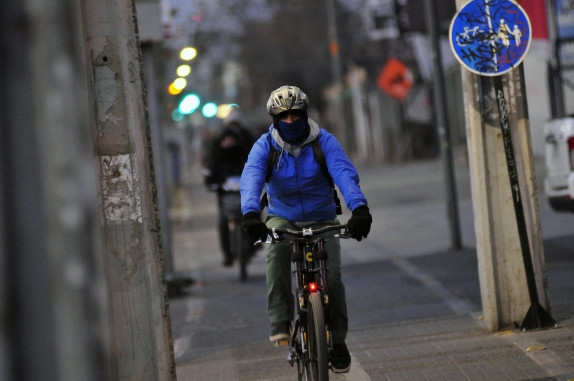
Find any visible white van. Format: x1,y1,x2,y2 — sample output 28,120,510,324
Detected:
544,117,574,212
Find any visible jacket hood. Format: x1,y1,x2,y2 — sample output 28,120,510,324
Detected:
270,118,320,157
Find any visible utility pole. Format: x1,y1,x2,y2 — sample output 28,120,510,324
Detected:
1,0,107,380
424,0,462,250
326,0,348,151
81,0,176,379
453,0,553,331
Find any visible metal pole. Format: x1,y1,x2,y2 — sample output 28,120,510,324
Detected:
326,0,348,150
424,0,462,250
493,73,555,330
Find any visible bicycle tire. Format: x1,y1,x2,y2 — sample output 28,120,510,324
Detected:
307,292,329,381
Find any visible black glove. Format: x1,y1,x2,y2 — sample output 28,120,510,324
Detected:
347,205,372,241
242,212,268,242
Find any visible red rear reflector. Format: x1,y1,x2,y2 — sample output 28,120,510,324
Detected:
309,283,318,292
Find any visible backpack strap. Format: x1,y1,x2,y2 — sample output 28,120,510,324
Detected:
261,134,279,210
311,138,342,215
265,133,281,183
310,138,333,187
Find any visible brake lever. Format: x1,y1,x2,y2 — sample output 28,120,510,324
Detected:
254,232,277,245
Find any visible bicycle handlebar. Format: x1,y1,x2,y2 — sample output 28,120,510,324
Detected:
272,224,347,236
256,224,349,245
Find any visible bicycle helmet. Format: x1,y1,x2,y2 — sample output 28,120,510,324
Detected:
266,85,309,116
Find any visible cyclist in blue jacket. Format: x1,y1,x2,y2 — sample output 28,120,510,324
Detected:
240,85,372,373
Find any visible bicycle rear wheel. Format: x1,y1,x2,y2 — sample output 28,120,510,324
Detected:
307,292,329,381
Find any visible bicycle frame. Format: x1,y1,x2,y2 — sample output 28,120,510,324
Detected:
292,234,328,307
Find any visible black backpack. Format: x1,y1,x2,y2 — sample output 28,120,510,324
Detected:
260,134,342,215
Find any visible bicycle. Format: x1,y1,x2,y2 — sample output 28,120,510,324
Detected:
260,224,349,381
217,176,255,281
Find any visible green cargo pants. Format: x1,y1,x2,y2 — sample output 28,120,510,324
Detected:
265,215,348,344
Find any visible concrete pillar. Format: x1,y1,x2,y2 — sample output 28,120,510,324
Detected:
80,0,176,379
461,62,551,330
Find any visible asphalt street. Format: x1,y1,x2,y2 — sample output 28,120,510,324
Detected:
168,158,574,380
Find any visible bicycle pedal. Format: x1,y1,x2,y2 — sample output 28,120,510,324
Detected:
275,339,290,346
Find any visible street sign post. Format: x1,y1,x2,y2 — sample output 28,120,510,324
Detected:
493,73,556,331
450,0,555,331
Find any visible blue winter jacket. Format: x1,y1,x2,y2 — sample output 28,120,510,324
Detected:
240,119,368,222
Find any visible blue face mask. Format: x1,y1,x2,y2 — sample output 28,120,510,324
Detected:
277,118,308,144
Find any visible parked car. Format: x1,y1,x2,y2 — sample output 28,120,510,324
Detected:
544,117,574,212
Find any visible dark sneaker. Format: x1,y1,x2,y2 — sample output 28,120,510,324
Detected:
331,343,351,373
269,322,290,344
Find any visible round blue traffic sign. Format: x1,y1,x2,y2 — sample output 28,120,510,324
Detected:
449,0,532,76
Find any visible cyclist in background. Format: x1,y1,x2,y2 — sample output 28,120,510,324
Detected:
240,85,372,373
204,120,255,267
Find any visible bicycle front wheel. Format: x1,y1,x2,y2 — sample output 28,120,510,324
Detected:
307,292,329,381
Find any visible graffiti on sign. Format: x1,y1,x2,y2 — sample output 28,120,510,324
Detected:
449,0,532,76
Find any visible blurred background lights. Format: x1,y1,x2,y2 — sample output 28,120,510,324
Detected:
178,94,200,114
172,109,184,122
216,103,239,119
168,82,182,95
202,103,217,118
173,78,187,90
177,65,191,77
180,47,197,60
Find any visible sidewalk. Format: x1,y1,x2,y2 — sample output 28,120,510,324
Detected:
170,159,574,381
346,312,574,381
